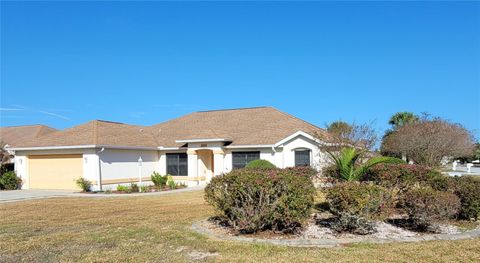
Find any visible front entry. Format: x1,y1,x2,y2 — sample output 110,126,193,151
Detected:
196,150,214,182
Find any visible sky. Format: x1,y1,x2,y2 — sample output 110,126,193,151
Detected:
1,1,479,140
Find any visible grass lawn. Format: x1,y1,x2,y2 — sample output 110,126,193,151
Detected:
1,190,479,262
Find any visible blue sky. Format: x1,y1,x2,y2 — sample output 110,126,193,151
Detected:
1,1,479,140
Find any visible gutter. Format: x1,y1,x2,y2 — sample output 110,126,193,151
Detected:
8,145,159,151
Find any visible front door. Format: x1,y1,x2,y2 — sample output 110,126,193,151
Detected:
196,150,214,182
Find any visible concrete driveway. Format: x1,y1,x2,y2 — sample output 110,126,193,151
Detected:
0,189,76,203
0,186,205,203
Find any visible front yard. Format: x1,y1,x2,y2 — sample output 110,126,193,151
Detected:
1,190,479,262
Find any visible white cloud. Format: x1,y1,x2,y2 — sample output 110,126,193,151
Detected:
38,110,70,120
0,108,24,111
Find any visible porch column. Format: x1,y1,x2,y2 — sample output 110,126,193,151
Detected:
187,150,198,186
213,149,225,178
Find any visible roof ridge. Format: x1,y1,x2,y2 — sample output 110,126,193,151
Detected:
93,119,125,124
196,106,269,113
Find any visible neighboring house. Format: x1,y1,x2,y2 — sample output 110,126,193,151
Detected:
0,125,58,166
8,107,332,191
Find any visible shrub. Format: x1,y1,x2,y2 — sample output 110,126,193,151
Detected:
0,171,22,190
428,175,480,220
75,178,92,192
151,172,168,188
204,167,316,233
116,185,128,192
331,213,377,235
245,159,276,169
130,183,139,193
140,185,149,192
166,175,177,189
453,177,480,220
363,164,442,191
321,164,338,178
400,187,460,232
455,176,480,220
327,182,394,221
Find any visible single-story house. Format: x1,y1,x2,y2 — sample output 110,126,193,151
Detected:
8,107,332,191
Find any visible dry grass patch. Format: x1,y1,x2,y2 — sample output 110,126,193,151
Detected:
1,190,479,262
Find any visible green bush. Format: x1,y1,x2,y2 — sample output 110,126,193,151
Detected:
362,164,442,191
205,167,316,233
167,175,177,189
245,159,276,169
75,178,92,192
327,182,394,221
116,185,129,192
0,171,22,190
400,187,460,232
140,185,149,192
151,172,168,188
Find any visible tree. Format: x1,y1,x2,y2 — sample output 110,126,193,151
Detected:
0,142,12,174
381,117,475,166
323,121,378,151
327,148,403,181
388,112,419,129
327,121,353,138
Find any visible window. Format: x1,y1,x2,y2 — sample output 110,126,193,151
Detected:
166,153,188,176
232,151,260,169
295,150,311,167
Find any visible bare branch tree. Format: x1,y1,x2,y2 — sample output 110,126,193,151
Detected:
319,121,378,151
381,117,475,166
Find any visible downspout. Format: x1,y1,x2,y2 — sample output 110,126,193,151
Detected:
97,147,105,191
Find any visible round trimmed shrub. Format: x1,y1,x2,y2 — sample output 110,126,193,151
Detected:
0,171,22,190
327,182,395,221
428,175,480,220
204,167,316,233
453,176,480,220
400,187,460,232
245,159,276,169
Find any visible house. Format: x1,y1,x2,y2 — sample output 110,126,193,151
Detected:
8,107,332,191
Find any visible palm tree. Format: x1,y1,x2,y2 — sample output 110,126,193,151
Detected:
388,112,419,129
327,148,403,181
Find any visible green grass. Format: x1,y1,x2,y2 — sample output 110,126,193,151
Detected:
1,190,479,262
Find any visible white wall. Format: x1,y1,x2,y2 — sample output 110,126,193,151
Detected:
281,135,328,171
13,153,28,189
99,149,159,182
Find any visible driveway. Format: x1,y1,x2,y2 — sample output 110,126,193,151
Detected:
0,189,76,203
0,186,205,203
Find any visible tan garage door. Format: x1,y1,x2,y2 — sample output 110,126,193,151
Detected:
29,154,83,190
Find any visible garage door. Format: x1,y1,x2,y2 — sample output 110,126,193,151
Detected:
28,154,83,190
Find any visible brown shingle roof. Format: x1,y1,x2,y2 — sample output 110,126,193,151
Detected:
0,125,57,146
12,120,159,148
11,107,330,148
150,107,330,147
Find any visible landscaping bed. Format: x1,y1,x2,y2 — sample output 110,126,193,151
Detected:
202,156,480,247
83,184,188,194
